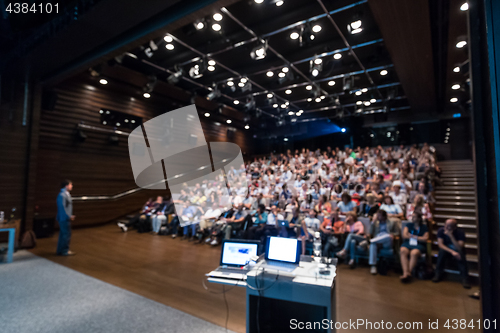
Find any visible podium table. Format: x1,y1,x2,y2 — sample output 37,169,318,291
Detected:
0,227,16,263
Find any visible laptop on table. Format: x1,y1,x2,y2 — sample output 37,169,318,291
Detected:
260,236,301,273
213,239,260,276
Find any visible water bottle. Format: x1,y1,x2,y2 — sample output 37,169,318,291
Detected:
0,211,4,223
313,231,322,258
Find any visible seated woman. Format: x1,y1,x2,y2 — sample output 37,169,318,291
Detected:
315,194,332,214
400,213,429,282
320,211,344,257
379,195,404,224
359,193,379,219
335,212,366,266
337,192,357,215
301,209,321,255
406,194,432,222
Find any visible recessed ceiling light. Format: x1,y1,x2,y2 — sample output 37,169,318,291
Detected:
320,95,325,100
364,101,371,106
307,98,312,102
267,93,273,98
328,80,335,86
306,85,312,90
204,113,210,117
226,119,232,124
278,72,286,78
233,100,240,105
333,53,342,60
241,78,248,83
207,66,215,71
282,67,289,73
380,69,388,76
450,97,458,103
266,71,274,77
212,23,222,31
195,21,205,30
164,35,173,43
348,20,363,34
254,0,264,3
284,138,288,141
227,80,234,86
290,32,299,40
315,97,321,102
370,98,376,103
208,60,216,66
356,101,362,105
102,121,107,125
165,44,174,50
213,13,223,21
143,92,150,98
447,128,451,131
361,88,368,93
355,91,362,96
452,84,461,90
312,25,322,33
370,134,374,137
276,0,284,6
131,120,135,123
99,79,108,85
456,41,467,48
273,103,279,108
288,111,295,115
311,68,319,77
245,125,250,130
460,2,469,11
285,89,292,94
99,110,104,114
314,58,322,65
453,66,460,73
280,104,286,108
238,82,245,87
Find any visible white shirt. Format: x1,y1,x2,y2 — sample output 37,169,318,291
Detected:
267,213,284,226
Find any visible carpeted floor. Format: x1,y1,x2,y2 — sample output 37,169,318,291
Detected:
0,251,234,333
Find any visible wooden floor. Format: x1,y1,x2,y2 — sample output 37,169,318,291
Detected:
31,224,480,332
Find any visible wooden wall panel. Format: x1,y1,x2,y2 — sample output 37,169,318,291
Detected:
34,74,253,227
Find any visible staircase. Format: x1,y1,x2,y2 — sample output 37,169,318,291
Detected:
433,160,478,278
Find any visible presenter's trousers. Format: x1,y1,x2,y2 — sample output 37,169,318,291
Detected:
57,219,71,255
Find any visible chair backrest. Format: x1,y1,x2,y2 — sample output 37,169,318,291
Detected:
358,216,371,235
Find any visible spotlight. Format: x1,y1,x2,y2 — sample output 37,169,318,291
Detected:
450,97,458,103
189,59,207,79
456,40,467,48
194,19,205,30
307,98,312,102
341,128,346,133
460,2,468,11
276,0,284,6
282,67,289,73
245,124,250,129
226,119,232,124
328,81,335,86
143,92,151,98
306,85,312,90
254,0,264,3
213,13,223,21
99,79,108,85
453,66,460,73
164,35,173,42
241,77,248,83
343,76,353,91
208,60,216,66
314,58,323,65
206,86,220,101
207,66,215,71
348,20,363,34
380,70,388,76
266,71,274,77
267,93,273,98
310,58,322,77
312,25,322,33
290,32,299,40
320,95,325,100
165,44,174,50
204,113,210,117
278,72,286,78
244,97,256,110
273,103,279,108
281,104,287,108
285,89,292,94
315,97,321,103
355,91,362,96
370,98,376,103
361,88,368,93
212,23,222,31
288,111,295,115
364,101,371,106
284,138,288,141
233,100,240,105
227,80,234,86
333,53,342,60
452,84,460,90
250,40,268,60
356,101,362,105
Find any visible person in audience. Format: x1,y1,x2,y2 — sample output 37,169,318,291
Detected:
195,201,221,243
406,194,432,222
359,193,379,219
118,198,153,232
336,212,366,267
337,192,357,215
280,207,302,238
379,195,404,223
390,184,408,208
137,196,164,233
247,204,269,240
399,213,429,282
368,210,400,275
151,196,175,234
433,219,470,288
217,203,247,245
320,211,345,257
301,209,321,255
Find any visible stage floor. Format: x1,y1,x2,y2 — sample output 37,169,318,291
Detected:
31,224,480,332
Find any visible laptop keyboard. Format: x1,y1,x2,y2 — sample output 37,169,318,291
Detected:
262,261,298,272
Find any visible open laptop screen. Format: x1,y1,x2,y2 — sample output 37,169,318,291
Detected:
266,237,300,264
220,240,259,267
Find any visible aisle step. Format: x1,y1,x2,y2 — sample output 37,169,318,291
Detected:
438,186,474,190
435,201,475,206
434,207,476,214
435,195,475,201
435,190,475,195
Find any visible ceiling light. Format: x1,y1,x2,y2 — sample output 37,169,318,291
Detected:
285,89,292,94
206,87,220,101
99,79,108,85
361,88,368,93
266,71,274,77
328,81,335,86
276,0,284,6
447,128,451,131
312,25,322,33
282,67,289,73
310,58,322,77
238,82,245,87
320,95,325,100
273,103,279,108
102,121,107,125
460,2,469,11
213,13,223,21
315,97,321,103
452,84,461,90
370,134,374,137
307,98,312,102
280,104,286,108
348,20,363,34
189,62,206,79
380,69,388,76
284,138,288,141
456,41,467,48
143,92,151,98
364,101,371,106
314,58,323,65
311,69,319,77
450,97,458,103
245,124,250,129
251,41,268,60
370,98,376,103
333,53,342,60
207,66,215,71
165,44,174,50
194,20,205,30
99,110,104,114
167,67,183,84
267,93,273,98
227,80,234,86
226,119,232,124
306,85,312,90
356,101,362,105
204,113,210,117
233,100,240,105
241,78,248,83
285,101,289,106
341,128,346,133
208,60,216,66
212,23,222,31
355,91,362,96
278,72,286,78
288,111,295,115
164,35,173,42
290,32,300,40
453,66,460,73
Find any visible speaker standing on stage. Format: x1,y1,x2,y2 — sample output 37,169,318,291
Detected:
56,180,76,256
